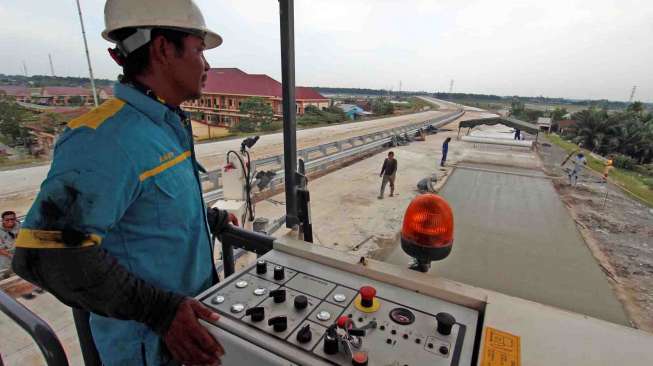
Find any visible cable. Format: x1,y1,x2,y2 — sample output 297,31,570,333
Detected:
226,150,255,222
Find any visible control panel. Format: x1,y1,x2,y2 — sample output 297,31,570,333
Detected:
198,250,479,365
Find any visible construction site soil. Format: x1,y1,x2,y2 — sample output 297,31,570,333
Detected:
539,140,653,332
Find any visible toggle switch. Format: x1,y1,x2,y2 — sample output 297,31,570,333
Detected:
269,289,286,303
268,316,287,332
296,324,312,344
244,307,265,322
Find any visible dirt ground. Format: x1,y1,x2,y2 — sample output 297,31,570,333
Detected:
539,139,653,332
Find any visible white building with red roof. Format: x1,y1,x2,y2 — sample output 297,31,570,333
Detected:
182,68,329,127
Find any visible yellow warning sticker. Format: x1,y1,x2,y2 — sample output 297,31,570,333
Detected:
480,327,521,366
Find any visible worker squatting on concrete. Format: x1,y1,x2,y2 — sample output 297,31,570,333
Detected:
441,137,452,167
569,152,588,185
379,151,398,199
12,1,236,365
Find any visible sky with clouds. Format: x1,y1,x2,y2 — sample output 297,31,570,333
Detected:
0,0,651,101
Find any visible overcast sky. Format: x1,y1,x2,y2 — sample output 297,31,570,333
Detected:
1,0,651,102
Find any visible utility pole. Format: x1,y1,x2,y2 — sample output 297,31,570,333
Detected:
22,61,28,77
399,80,402,94
449,79,454,94
48,54,56,77
75,0,99,107
628,85,637,103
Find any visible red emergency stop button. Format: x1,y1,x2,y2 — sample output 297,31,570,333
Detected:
352,351,368,366
337,315,351,329
359,286,376,308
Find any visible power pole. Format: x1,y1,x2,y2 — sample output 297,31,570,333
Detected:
48,54,56,77
449,79,454,94
628,85,637,103
75,0,99,107
22,61,28,77
399,80,402,94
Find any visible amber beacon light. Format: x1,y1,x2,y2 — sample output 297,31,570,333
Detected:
401,194,454,272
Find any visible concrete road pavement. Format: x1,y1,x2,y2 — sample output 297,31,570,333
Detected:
386,163,630,326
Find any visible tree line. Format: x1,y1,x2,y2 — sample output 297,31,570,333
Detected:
0,74,114,88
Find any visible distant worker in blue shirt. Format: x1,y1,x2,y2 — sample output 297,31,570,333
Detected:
12,1,236,365
441,137,452,167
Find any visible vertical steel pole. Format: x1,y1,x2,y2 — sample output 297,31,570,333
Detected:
279,0,298,227
76,0,99,107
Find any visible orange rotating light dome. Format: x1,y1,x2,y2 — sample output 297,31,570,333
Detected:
401,193,454,264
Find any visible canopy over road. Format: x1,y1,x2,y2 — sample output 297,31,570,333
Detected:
458,116,540,136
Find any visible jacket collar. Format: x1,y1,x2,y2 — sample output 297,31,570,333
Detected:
114,82,189,125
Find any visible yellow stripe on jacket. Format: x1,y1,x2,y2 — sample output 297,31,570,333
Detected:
139,151,191,181
16,229,102,249
67,99,125,130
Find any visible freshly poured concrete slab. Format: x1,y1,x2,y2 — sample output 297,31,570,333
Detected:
386,165,630,326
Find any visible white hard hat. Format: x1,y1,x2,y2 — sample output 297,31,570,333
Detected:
102,0,222,54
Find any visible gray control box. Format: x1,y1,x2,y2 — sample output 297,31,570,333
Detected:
198,250,479,365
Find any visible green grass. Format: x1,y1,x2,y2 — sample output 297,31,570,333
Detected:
0,156,49,170
547,134,653,207
408,97,439,111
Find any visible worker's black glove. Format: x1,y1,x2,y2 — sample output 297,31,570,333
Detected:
207,208,230,236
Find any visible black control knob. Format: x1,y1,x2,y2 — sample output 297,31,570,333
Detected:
256,260,267,274
296,324,312,344
273,266,285,280
245,307,265,322
436,312,456,336
268,316,287,332
323,327,339,355
294,295,308,310
269,289,286,303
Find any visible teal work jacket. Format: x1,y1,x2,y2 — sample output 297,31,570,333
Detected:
17,82,215,365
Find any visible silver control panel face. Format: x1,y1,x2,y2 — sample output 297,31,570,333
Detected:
198,250,479,365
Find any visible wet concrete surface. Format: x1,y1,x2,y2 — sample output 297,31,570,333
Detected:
386,164,630,326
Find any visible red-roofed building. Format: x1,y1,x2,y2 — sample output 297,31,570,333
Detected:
39,87,93,106
182,68,329,127
0,85,33,103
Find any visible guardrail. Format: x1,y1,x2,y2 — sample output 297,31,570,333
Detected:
16,110,463,220
203,110,464,205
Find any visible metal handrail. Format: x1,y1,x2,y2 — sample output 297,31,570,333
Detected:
0,290,69,366
218,225,276,278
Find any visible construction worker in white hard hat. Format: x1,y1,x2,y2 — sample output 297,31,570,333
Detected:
13,1,235,365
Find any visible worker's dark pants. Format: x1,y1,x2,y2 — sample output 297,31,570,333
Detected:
441,151,448,167
380,174,395,197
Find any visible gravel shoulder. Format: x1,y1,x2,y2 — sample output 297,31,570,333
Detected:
539,138,653,332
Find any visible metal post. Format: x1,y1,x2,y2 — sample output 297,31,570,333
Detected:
219,235,235,278
75,0,99,107
72,309,102,366
279,0,298,228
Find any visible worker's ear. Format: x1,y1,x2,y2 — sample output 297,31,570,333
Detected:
149,36,176,68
